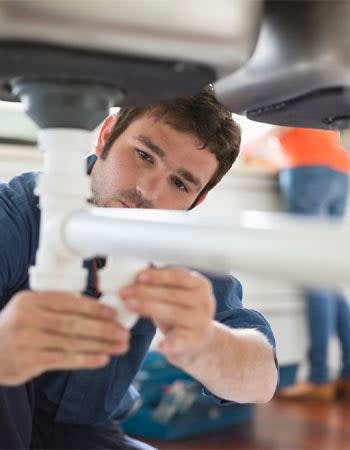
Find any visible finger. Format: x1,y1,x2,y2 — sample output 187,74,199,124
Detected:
31,291,117,320
135,268,206,290
35,351,111,372
119,284,194,309
123,298,201,329
26,329,130,355
29,309,129,344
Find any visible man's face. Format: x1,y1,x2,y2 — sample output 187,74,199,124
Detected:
90,114,218,210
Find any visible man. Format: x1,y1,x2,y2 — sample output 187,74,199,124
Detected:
0,87,278,449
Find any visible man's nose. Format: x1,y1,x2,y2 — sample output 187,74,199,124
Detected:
136,173,164,202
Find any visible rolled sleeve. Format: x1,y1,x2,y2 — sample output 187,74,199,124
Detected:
201,272,278,404
0,173,39,306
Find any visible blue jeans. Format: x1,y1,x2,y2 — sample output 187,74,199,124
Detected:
279,165,350,384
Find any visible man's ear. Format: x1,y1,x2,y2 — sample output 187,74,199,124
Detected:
95,115,118,157
190,192,207,209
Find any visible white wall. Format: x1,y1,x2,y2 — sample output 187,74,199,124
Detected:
0,144,42,181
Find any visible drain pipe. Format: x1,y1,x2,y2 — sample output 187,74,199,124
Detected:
12,80,141,328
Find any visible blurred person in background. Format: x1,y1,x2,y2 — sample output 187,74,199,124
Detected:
244,126,350,401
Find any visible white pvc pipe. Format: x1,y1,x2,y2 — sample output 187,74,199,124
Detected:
64,208,350,285
30,128,91,292
99,258,146,329
30,128,149,328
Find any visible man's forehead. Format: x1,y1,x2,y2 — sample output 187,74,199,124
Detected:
129,113,206,150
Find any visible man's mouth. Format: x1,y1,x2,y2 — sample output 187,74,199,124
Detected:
119,200,132,208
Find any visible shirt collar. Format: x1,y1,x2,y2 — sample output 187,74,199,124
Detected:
87,154,97,174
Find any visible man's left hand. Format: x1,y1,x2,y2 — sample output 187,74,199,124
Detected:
119,267,215,367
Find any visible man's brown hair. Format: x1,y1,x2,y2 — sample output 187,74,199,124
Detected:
101,85,241,195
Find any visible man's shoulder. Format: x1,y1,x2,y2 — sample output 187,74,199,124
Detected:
0,171,40,248
0,171,39,211
203,271,276,348
0,172,40,300
201,271,243,308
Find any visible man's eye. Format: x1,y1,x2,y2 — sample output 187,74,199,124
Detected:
172,177,188,192
136,149,154,163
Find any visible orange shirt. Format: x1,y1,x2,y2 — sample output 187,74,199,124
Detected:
278,128,350,173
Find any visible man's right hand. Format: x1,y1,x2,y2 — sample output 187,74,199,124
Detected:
0,290,129,386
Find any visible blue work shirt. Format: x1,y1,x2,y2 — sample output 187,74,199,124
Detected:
0,166,276,426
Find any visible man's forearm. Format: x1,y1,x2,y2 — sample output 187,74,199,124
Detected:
176,321,278,404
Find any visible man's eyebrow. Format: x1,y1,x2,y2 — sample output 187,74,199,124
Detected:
136,135,165,158
177,169,202,190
